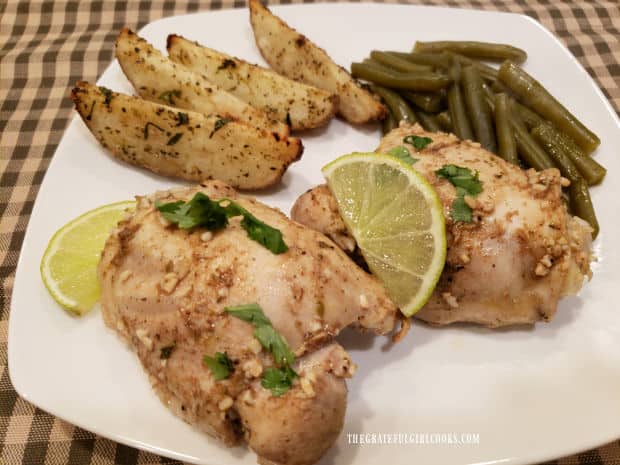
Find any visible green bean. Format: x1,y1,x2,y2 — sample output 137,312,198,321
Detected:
486,89,555,170
414,41,527,63
494,93,519,164
531,123,606,185
490,79,510,94
531,124,582,183
512,114,555,171
514,101,544,130
481,81,497,109
446,60,474,141
382,110,397,135
370,51,434,74
362,58,402,75
350,62,452,91
557,130,606,181
498,61,600,154
569,178,599,239
371,85,418,123
436,111,452,132
448,53,499,81
401,90,445,113
382,51,450,69
482,78,518,119
417,112,442,132
462,66,497,152
485,79,596,173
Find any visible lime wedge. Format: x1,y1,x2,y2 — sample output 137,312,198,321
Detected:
322,153,446,316
40,200,135,315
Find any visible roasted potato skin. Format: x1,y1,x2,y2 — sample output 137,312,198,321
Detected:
167,34,338,131
71,81,302,190
248,0,386,125
115,28,289,139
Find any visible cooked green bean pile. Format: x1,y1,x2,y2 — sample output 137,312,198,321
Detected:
351,40,605,238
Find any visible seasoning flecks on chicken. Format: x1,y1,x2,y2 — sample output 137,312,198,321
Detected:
292,124,593,327
236,343,351,465
98,181,397,465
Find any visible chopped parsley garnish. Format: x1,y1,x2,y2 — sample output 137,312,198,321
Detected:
226,303,298,396
203,351,234,381
155,192,288,254
86,101,96,121
225,304,294,366
435,164,483,223
210,117,230,138
223,303,270,326
261,366,298,397
158,89,181,105
156,192,228,230
403,135,433,151
253,324,295,367
436,165,483,194
143,122,165,140
176,112,189,126
160,344,175,359
450,195,472,223
237,207,288,254
166,133,183,145
387,146,417,165
99,86,114,106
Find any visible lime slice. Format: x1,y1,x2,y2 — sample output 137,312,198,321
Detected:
40,200,135,315
322,152,446,316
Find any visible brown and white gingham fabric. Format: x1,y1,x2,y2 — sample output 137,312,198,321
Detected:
1,0,619,463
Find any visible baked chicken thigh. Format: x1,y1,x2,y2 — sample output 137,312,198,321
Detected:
98,181,398,465
292,124,593,327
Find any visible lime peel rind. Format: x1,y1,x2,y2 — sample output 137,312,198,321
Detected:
40,200,135,316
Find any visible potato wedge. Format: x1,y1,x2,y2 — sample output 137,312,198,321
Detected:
248,0,386,124
116,28,289,139
167,34,338,131
71,82,302,190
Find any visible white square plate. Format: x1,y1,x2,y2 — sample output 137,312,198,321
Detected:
9,3,620,465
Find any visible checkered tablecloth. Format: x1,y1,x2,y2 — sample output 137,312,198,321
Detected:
1,0,619,463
